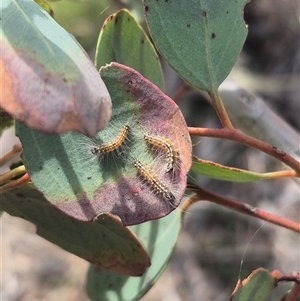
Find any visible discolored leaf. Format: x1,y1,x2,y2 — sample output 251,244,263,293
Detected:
1,184,150,276
16,63,192,226
95,9,164,91
1,0,111,137
192,157,283,182
143,0,248,93
230,268,277,301
86,209,182,301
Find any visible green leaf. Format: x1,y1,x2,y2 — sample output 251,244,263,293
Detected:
231,268,277,301
96,9,164,91
34,0,53,16
16,63,192,226
143,0,248,92
1,184,150,276
192,157,283,182
1,0,111,137
86,208,182,301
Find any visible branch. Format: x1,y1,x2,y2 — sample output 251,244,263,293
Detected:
0,165,26,186
219,80,300,162
188,127,300,175
185,184,300,233
0,144,23,167
0,173,30,192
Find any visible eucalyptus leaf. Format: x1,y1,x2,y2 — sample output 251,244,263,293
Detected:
86,209,182,301
96,9,164,91
1,0,111,137
34,0,53,15
143,0,248,93
16,63,192,226
231,268,277,301
1,184,150,276
192,157,285,182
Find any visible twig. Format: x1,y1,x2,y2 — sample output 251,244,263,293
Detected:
186,184,300,233
219,80,300,162
0,144,23,167
188,127,300,175
0,173,30,192
0,165,26,186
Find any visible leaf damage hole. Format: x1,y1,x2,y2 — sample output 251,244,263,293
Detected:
211,33,216,39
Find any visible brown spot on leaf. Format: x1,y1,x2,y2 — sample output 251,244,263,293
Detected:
187,24,191,28
202,10,207,17
145,5,149,12
16,193,26,198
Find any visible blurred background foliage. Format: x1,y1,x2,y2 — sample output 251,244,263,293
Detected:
50,0,145,57
51,0,117,54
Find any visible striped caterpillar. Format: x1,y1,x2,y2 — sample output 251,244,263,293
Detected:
91,125,130,156
143,134,180,173
134,159,175,202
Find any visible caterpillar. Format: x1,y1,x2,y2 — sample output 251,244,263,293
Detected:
144,134,180,173
134,160,175,202
91,125,130,156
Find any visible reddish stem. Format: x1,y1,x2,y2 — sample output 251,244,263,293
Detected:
188,127,300,175
277,272,300,284
0,173,30,192
187,184,300,233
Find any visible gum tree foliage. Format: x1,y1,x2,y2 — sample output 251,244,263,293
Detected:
1,1,299,301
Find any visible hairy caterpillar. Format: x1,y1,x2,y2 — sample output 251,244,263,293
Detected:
134,159,175,202
144,134,180,173
91,125,130,156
